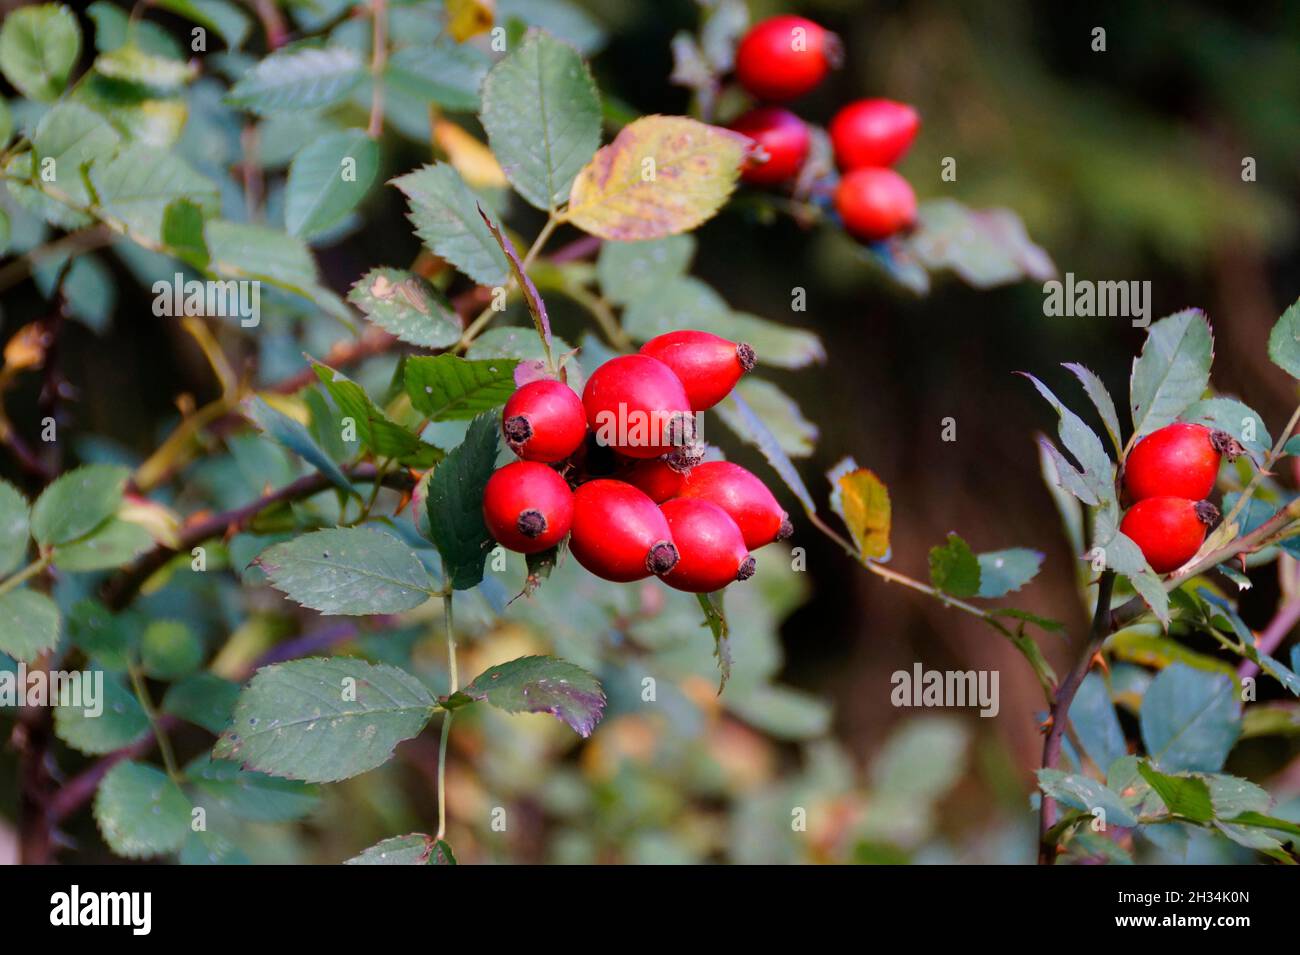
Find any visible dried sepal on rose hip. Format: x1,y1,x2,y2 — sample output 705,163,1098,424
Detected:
829,98,921,170
1119,496,1219,574
638,330,756,411
482,461,574,554
731,106,811,186
658,498,756,593
734,15,841,102
835,167,917,242
569,479,679,582
582,354,694,459
1122,422,1244,503
502,379,587,463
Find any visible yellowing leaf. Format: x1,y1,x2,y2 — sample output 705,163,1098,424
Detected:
564,115,748,240
830,461,891,562
433,119,507,189
3,323,45,371
447,0,494,42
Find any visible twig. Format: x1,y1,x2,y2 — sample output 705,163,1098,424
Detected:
1038,571,1115,864
367,0,388,139
101,462,416,611
436,588,455,841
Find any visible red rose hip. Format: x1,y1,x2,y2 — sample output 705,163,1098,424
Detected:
482,461,574,554
582,354,694,459
502,379,586,463
731,107,811,185
1123,423,1240,503
829,99,920,170
676,461,791,549
735,15,840,102
1119,496,1218,574
570,480,678,582
621,455,689,503
835,167,917,241
659,498,755,593
638,330,755,411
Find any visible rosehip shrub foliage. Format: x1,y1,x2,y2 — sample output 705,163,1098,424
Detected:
0,1,1291,867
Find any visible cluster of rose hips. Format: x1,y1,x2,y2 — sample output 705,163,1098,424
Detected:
1118,423,1243,573
727,14,921,242
481,331,792,593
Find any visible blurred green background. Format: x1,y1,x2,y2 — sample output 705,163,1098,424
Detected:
2,0,1299,863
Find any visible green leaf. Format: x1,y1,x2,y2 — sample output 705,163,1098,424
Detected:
1140,662,1240,772
226,46,365,114
285,130,379,238
454,654,605,737
1223,811,1300,838
1129,308,1214,440
1186,396,1270,455
565,115,748,240
426,412,499,590
185,754,319,822
94,760,191,858
723,391,816,515
245,395,355,495
348,268,462,349
403,354,518,420
976,548,1043,598
1062,362,1122,454
141,619,202,679
928,533,981,598
1136,762,1214,822
91,145,219,244
1205,773,1272,817
1036,769,1138,827
30,463,129,547
0,3,81,101
480,30,601,211
391,163,509,287
180,830,249,866
695,590,732,692
724,684,831,740
1106,626,1237,679
161,199,209,268
346,832,442,865
52,518,152,571
95,44,196,89
54,673,148,754
715,379,817,457
828,458,889,562
1021,373,1114,506
30,102,123,214
204,220,318,292
0,479,30,576
67,600,136,670
0,589,60,663
385,43,490,112
154,0,251,50
899,199,1055,290
213,657,436,783
1266,298,1300,380
498,0,605,54
254,527,433,615
162,672,240,734
597,235,694,305
312,361,440,467
621,276,824,369
1069,672,1126,773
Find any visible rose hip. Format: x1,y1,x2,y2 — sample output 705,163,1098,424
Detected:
482,461,574,554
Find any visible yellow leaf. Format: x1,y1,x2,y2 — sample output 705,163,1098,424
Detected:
447,0,494,42
257,392,310,426
564,115,749,240
837,468,891,561
119,495,182,548
433,119,507,189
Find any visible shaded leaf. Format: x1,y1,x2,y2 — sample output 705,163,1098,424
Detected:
348,268,461,349
0,479,30,576
254,527,433,615
391,163,509,287
226,46,364,113
185,754,320,822
0,3,81,101
597,235,694,305
31,463,128,546
715,378,817,458
1140,662,1240,772
214,657,436,783
426,412,499,590
479,29,600,210
1129,309,1214,440
245,395,355,495
453,654,605,737
1036,769,1138,827
976,548,1043,598
285,130,380,239
94,760,191,858
54,674,149,755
